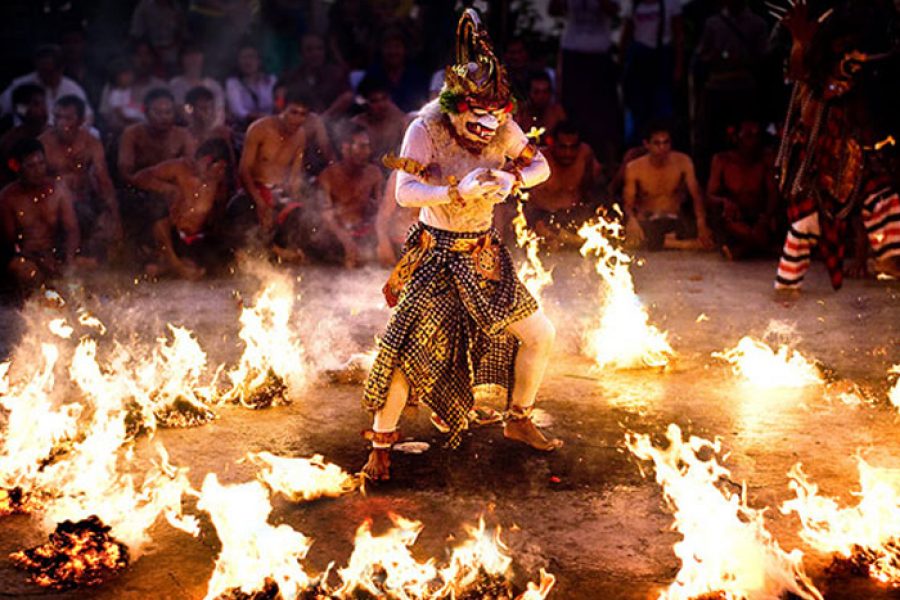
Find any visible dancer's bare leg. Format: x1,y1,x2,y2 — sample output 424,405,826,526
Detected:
504,309,562,450
362,369,408,480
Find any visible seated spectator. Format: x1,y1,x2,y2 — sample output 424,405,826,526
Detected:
130,40,169,107
526,121,603,249
118,88,195,186
317,124,384,267
169,44,226,126
375,169,418,266
623,121,713,251
351,75,409,166
0,85,48,186
225,42,277,132
515,71,567,144
280,33,352,119
269,82,334,177
131,139,232,279
363,29,428,113
98,60,147,138
706,119,777,259
185,86,233,151
230,87,312,259
39,96,122,260
0,138,83,291
327,0,377,71
504,37,550,97
129,0,186,75
0,45,94,126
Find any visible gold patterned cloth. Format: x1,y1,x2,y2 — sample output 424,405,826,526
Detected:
365,222,538,448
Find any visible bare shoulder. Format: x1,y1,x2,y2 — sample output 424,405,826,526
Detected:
363,163,383,184
672,151,696,169
121,122,144,142
246,116,274,137
0,181,19,206
627,153,649,173
318,163,337,183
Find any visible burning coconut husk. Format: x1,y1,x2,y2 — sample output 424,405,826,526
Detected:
781,458,900,585
224,274,310,408
626,424,822,600
578,218,674,370
10,515,129,590
0,486,32,516
247,451,359,502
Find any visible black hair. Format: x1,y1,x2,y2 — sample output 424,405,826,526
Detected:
527,70,552,87
357,74,391,99
10,138,45,163
643,119,673,141
56,95,86,119
340,122,369,145
282,85,313,109
143,87,175,110
195,138,231,164
33,44,62,65
553,120,580,139
185,85,215,106
11,83,45,106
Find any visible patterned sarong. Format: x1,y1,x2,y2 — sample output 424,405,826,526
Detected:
364,222,538,448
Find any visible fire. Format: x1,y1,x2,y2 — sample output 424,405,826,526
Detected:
781,458,900,584
437,517,515,597
10,515,129,589
197,473,314,600
713,336,823,388
336,514,439,598
626,424,822,600
578,218,673,369
513,202,554,303
889,364,900,408
247,451,358,502
224,273,309,408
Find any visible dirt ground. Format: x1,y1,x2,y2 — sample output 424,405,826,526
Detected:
0,249,898,600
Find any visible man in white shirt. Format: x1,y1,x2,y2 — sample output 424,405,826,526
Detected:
0,46,94,127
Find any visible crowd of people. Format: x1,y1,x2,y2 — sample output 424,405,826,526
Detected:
0,0,894,296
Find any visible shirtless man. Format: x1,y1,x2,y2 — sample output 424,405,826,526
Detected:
707,119,777,259
317,124,383,267
375,170,418,267
184,86,234,156
235,86,311,255
351,76,409,165
623,122,713,251
40,95,122,259
131,138,231,279
0,84,48,186
118,88,196,186
526,121,602,248
0,138,81,290
514,71,566,144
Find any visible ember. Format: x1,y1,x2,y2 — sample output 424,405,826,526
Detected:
10,515,129,589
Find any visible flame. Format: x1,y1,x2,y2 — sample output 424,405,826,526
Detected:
713,337,822,388
781,458,900,584
247,451,358,502
889,365,900,409
513,202,554,303
437,517,514,596
224,273,309,408
578,218,674,369
626,424,822,600
336,514,439,598
197,473,313,600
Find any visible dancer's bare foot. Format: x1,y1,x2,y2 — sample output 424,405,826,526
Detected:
773,286,801,302
361,448,391,481
504,417,563,451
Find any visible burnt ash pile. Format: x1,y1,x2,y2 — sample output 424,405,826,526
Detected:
10,515,129,589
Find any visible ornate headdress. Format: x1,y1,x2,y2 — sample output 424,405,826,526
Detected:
439,9,512,114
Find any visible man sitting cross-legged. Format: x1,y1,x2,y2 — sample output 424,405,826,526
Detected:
623,121,713,251
131,139,232,279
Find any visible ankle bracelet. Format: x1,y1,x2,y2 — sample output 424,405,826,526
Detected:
504,405,533,422
363,429,400,449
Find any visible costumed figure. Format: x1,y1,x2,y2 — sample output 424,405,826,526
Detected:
771,0,900,292
361,9,562,481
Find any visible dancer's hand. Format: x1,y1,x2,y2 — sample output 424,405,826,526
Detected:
485,170,516,204
458,168,502,202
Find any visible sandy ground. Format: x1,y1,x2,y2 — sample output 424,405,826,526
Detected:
0,249,898,599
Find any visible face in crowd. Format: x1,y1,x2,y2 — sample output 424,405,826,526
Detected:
17,92,48,126
53,105,83,143
528,78,552,111
188,97,215,128
644,130,672,159
280,101,309,131
147,97,176,131
237,47,261,78
551,132,581,167
20,150,49,186
343,131,372,167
